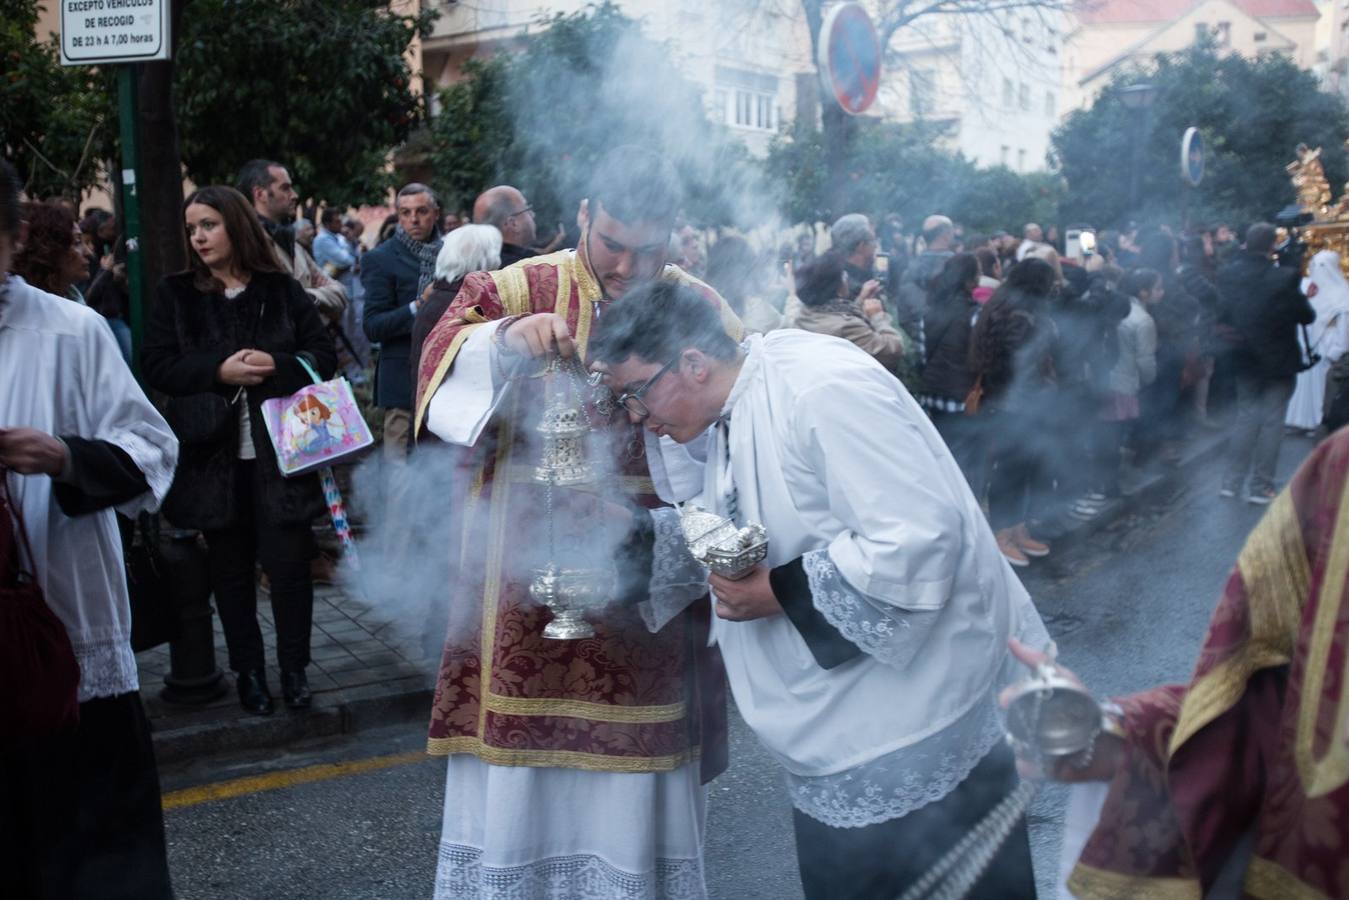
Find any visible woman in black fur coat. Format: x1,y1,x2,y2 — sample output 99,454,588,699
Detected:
142,185,337,716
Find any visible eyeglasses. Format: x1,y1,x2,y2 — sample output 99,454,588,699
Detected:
509,205,533,219
616,357,678,420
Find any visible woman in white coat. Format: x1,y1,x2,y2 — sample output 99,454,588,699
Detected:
1287,249,1349,430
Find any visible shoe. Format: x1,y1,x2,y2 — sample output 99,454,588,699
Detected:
1012,523,1050,558
282,669,312,709
995,529,1029,567
237,668,275,716
1246,486,1277,505
1219,483,1239,498
1069,501,1102,520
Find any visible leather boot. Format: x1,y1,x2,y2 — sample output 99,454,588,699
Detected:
237,668,275,715
1012,523,1050,558
282,669,312,709
995,529,1029,567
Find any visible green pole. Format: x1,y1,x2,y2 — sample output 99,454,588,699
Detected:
117,65,144,380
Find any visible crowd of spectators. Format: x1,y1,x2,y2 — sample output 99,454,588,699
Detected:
696,213,1329,569
11,163,1338,681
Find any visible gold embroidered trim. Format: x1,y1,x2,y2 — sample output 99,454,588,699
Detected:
1240,487,1310,645
414,321,487,438
552,260,571,318
1171,487,1307,755
490,265,533,317
1296,471,1349,797
483,694,687,723
476,417,517,736
574,282,596,358
425,736,697,773
1245,856,1332,900
457,465,488,574
572,246,602,308
1066,863,1201,900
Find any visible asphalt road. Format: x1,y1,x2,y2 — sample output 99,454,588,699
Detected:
158,435,1316,899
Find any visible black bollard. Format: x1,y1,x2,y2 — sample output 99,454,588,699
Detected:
159,529,227,704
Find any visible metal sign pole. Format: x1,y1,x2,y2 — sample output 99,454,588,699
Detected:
117,64,144,379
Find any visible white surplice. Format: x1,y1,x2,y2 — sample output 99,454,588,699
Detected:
425,315,708,900
650,330,1050,828
0,277,178,700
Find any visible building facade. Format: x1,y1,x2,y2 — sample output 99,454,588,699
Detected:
1065,0,1321,111
872,9,1065,172
419,0,813,157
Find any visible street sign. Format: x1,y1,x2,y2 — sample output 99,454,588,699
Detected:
1181,126,1205,187
818,3,881,116
56,0,170,378
60,0,170,65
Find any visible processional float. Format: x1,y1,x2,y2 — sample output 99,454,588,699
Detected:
1281,140,1349,274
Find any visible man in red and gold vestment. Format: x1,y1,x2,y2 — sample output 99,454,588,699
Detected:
1010,427,1349,899
413,146,741,899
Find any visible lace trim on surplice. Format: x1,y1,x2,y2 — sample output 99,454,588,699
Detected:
785,696,1004,829
434,842,707,900
802,548,941,668
73,634,139,702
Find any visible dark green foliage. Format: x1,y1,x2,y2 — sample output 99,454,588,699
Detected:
174,0,434,205
422,2,767,228
764,118,1063,232
1053,42,1349,228
1,0,116,199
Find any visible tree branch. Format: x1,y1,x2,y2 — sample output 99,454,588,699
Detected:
68,115,106,193
879,0,1073,45
22,138,69,180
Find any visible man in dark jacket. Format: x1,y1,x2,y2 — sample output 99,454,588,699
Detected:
361,183,442,463
1215,223,1315,503
472,185,539,268
896,214,956,355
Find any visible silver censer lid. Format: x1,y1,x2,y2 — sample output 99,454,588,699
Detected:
1004,663,1103,759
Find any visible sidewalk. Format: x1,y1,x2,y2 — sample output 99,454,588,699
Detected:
136,580,434,765
136,427,1230,763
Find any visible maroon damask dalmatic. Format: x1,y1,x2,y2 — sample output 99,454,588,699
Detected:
414,249,738,779
1070,432,1349,899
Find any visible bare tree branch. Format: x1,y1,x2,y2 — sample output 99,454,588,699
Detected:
22,138,69,181
68,116,107,195
879,0,1074,45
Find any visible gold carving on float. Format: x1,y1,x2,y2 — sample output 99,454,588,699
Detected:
1287,143,1333,220
1286,141,1349,277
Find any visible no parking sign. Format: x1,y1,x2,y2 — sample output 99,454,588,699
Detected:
818,3,881,116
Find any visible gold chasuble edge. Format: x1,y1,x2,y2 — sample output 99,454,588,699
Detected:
1245,856,1333,900
1295,469,1349,797
1066,862,1201,900
425,737,698,772
1170,487,1308,756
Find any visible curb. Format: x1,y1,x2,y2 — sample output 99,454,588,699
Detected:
150,677,433,765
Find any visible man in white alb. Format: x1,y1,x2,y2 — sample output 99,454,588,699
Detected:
590,278,1050,899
